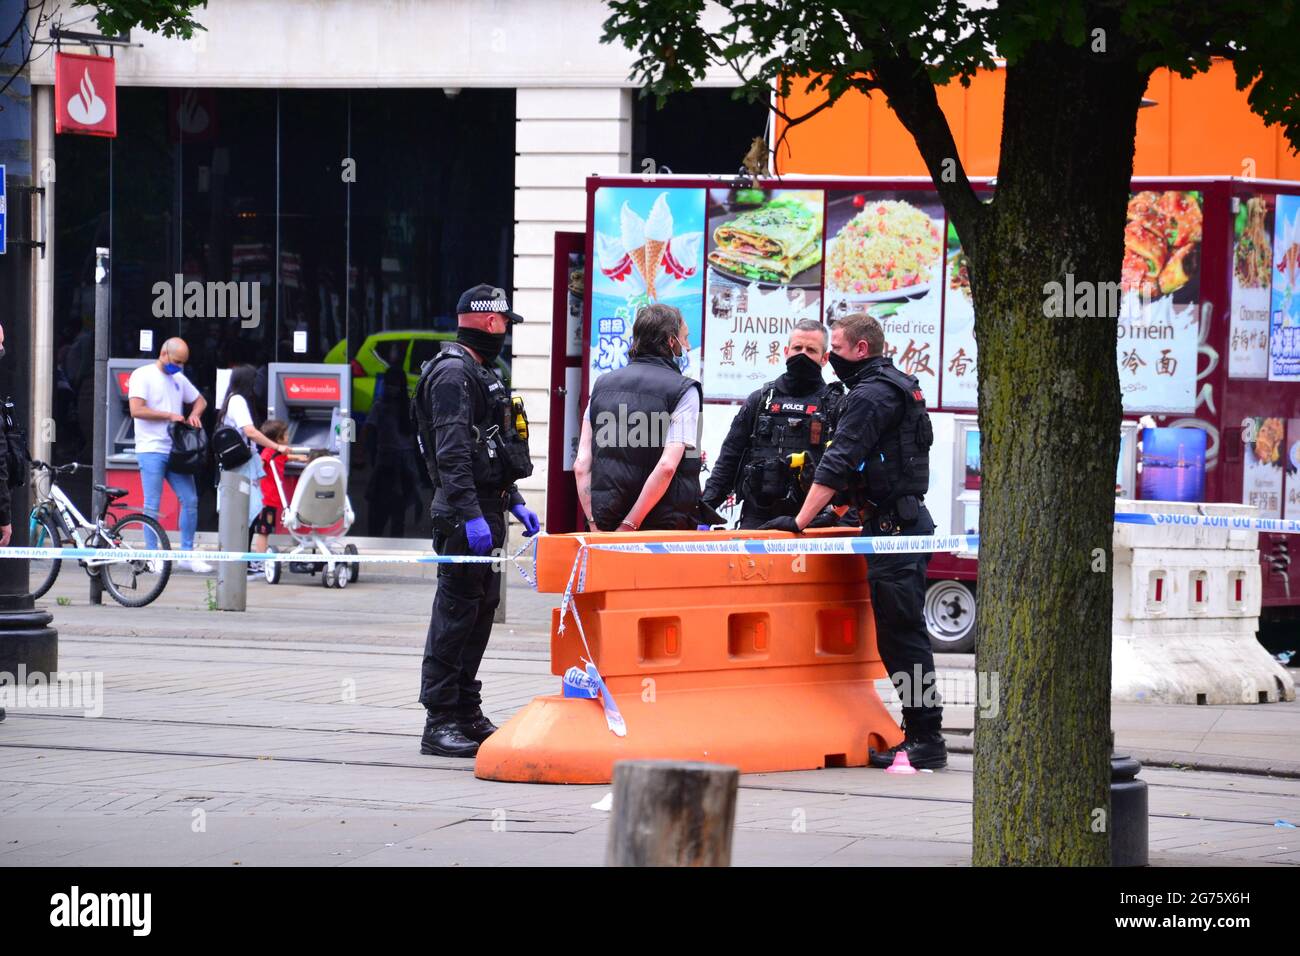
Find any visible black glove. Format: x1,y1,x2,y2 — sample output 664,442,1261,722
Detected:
807,508,837,529
759,515,802,534
698,498,726,527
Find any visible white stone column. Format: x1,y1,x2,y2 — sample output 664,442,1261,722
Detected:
512,87,631,521
31,85,56,462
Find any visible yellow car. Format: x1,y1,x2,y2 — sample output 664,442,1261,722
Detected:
324,331,511,415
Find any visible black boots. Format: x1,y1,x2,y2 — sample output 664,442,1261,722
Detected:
457,709,499,743
420,711,479,757
869,731,948,770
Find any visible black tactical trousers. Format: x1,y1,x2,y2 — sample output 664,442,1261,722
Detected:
419,507,505,715
866,505,943,736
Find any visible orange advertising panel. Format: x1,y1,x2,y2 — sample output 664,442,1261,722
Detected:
777,60,1300,179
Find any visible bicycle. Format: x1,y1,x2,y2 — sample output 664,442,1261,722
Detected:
28,460,173,607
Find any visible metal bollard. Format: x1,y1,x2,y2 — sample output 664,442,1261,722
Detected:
1111,754,1149,867
216,469,249,611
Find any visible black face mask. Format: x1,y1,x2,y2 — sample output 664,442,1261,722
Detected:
828,350,870,383
784,352,824,387
457,327,505,365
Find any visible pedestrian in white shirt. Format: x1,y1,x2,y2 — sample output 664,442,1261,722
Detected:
128,337,209,572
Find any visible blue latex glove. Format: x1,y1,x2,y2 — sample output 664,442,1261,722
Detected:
465,516,494,555
511,503,541,537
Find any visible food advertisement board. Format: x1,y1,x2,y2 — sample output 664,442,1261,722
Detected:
823,191,944,391
1270,193,1300,381
702,188,826,401
1229,194,1274,379
590,187,705,386
1116,190,1202,414
940,222,976,408
1241,416,1285,518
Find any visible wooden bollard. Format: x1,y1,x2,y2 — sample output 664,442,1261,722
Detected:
606,760,740,867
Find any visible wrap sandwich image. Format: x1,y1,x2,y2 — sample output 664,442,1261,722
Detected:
708,196,823,284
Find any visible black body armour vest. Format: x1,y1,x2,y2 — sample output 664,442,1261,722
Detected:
411,343,532,494
738,379,843,513
588,355,702,532
847,362,933,513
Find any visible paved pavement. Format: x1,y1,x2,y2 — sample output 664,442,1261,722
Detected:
1,556,1298,866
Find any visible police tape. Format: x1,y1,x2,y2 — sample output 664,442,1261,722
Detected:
587,533,979,556
0,542,537,566
2,512,1294,567
1113,513,1300,534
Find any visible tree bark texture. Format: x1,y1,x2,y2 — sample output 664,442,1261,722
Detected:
965,41,1150,866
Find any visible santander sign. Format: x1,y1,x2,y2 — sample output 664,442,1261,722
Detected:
55,53,117,137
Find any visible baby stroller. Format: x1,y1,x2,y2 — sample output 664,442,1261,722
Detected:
263,453,360,589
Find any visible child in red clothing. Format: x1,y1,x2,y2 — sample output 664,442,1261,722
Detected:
251,420,307,556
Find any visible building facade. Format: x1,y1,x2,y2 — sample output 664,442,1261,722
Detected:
28,0,761,536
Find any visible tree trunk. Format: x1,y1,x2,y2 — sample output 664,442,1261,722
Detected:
966,41,1149,866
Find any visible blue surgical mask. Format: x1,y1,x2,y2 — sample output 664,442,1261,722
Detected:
162,353,182,375
672,338,689,374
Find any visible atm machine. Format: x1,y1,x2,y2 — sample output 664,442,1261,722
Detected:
267,363,352,476
105,357,182,529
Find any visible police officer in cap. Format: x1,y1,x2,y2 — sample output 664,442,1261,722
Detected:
412,284,539,757
762,312,944,769
703,319,843,529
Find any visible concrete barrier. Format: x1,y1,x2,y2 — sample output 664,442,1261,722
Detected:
474,527,904,784
1112,499,1293,705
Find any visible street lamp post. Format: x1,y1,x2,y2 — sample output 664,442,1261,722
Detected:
0,2,58,677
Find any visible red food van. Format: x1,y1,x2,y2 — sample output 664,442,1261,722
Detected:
548,175,1300,651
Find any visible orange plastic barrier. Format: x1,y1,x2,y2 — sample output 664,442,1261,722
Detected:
474,528,904,784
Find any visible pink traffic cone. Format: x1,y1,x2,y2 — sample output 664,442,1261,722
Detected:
884,750,918,775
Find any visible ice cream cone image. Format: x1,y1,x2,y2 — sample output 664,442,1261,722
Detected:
642,192,674,301
619,202,649,296
643,240,666,299
627,245,649,290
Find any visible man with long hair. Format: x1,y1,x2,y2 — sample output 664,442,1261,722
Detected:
574,304,703,532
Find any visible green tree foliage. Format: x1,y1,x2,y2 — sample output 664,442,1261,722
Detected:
88,0,208,39
603,0,1299,866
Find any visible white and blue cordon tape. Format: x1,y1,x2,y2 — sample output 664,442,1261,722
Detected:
2,512,1296,568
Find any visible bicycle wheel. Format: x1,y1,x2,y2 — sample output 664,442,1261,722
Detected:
29,510,63,599
99,512,173,608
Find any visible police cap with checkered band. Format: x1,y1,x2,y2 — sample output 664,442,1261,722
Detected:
456,284,524,324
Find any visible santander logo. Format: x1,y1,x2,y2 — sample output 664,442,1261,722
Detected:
55,52,116,137
176,89,210,135
67,69,107,126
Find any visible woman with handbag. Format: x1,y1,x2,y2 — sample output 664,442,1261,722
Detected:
216,366,291,577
